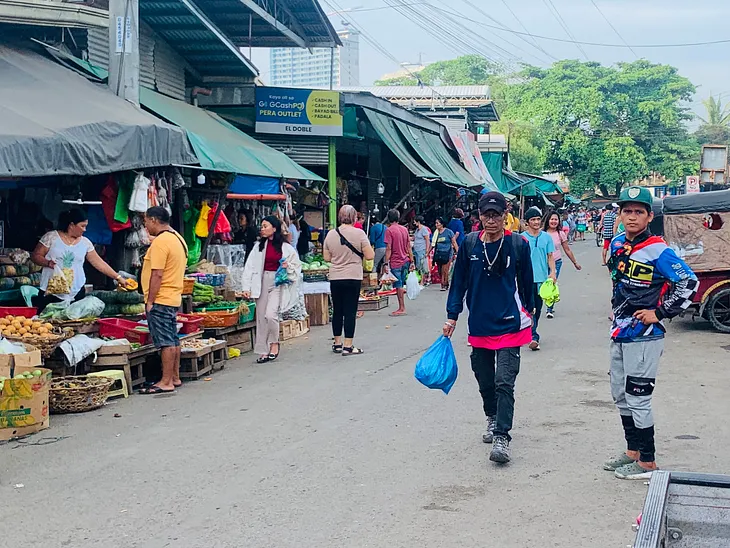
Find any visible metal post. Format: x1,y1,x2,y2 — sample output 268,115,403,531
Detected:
328,137,337,228
329,46,335,90
108,0,140,105
248,13,253,60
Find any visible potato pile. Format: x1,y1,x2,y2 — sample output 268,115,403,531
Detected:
0,315,55,339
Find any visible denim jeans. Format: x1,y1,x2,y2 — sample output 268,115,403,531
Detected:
546,259,563,314
531,283,543,342
470,347,521,441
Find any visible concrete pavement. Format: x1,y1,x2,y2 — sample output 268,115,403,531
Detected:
2,240,729,548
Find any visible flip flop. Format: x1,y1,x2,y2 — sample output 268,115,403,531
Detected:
138,386,175,395
389,311,407,317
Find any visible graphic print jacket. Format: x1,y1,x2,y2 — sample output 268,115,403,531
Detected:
608,231,699,342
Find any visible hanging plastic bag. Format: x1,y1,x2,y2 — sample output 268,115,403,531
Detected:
414,336,459,394
539,279,560,307
129,172,151,213
274,257,290,287
406,271,422,300
195,202,211,238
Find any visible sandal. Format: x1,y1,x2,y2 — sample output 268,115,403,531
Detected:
138,385,175,395
256,355,271,364
332,344,343,353
342,347,364,356
267,353,279,362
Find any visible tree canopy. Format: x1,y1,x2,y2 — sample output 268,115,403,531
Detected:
373,56,702,197
694,96,730,145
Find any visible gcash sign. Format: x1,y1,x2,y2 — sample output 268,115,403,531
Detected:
255,87,343,137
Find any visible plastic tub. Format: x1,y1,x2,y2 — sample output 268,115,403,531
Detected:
176,314,203,334
0,306,37,318
97,318,150,345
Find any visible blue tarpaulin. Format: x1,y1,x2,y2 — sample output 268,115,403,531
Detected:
229,175,281,195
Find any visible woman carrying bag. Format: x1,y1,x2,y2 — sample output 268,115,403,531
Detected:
241,216,301,363
323,205,375,356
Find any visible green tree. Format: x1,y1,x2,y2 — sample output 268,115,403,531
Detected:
374,55,501,86
695,96,730,145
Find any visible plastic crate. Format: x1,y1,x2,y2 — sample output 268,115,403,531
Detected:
239,302,255,324
191,309,239,328
0,306,37,318
176,314,203,334
97,318,150,345
202,274,226,287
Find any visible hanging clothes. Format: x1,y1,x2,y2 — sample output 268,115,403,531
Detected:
115,172,134,223
85,205,112,245
183,206,202,266
101,176,132,232
195,201,211,238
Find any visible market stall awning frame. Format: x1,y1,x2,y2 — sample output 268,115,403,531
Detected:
140,88,324,181
393,121,484,188
0,45,197,178
362,108,437,179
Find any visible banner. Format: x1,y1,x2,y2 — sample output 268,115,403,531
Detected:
255,87,343,137
686,175,700,193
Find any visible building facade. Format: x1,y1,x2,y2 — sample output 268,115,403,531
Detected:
269,29,359,88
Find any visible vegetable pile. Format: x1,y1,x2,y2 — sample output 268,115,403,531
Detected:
89,289,145,317
193,283,222,304
301,254,331,272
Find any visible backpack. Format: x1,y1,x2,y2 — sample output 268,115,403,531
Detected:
463,231,525,291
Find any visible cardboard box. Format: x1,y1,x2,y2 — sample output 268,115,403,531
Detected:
0,343,42,370
0,358,51,441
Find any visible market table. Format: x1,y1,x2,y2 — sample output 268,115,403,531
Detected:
302,281,330,326
202,321,255,354
124,331,203,390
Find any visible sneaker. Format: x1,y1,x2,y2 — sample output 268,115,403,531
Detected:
529,340,540,351
614,461,656,480
603,452,636,471
489,436,511,463
482,416,497,444
546,311,555,319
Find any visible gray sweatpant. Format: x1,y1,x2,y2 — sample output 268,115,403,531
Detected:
609,339,664,428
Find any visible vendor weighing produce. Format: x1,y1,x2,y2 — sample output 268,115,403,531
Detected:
31,209,134,312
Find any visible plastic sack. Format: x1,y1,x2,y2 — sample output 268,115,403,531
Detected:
129,172,151,212
275,258,291,287
406,271,422,300
539,279,560,307
46,264,72,295
414,336,459,394
65,296,105,321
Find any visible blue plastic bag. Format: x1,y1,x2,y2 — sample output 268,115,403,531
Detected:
414,336,459,394
274,257,290,286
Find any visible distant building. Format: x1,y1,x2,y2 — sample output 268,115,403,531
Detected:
270,28,359,88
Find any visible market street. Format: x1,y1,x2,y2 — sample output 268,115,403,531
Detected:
2,240,729,548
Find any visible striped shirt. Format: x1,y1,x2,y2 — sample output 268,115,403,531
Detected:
602,211,617,238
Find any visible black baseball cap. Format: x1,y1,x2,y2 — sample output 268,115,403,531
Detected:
479,191,506,214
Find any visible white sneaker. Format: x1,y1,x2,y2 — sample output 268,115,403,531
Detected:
546,311,555,319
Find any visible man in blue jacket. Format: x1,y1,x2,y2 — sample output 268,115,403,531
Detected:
444,192,535,464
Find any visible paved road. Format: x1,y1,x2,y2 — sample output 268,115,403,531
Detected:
2,240,729,548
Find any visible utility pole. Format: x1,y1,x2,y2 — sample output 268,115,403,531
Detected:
108,0,140,105
328,46,337,227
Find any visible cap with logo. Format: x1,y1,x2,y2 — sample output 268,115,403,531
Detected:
617,186,653,208
478,191,507,214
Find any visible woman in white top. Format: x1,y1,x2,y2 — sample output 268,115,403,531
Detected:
30,209,131,312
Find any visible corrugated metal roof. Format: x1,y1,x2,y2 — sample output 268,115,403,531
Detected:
340,86,491,99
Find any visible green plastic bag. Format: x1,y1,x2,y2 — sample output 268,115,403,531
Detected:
539,279,560,307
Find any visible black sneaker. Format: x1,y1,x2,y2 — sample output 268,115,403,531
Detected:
482,416,497,444
489,436,511,463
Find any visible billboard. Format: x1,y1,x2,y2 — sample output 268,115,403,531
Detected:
255,87,343,137
686,176,700,193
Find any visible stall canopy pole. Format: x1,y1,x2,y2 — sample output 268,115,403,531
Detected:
328,138,337,228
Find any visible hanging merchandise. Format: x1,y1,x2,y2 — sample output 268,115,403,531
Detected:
129,172,151,212
115,172,133,223
197,173,206,185
171,167,185,190
85,205,113,245
147,174,159,208
195,201,211,238
125,214,150,268
100,176,132,232
183,205,202,266
207,202,232,241
157,173,172,216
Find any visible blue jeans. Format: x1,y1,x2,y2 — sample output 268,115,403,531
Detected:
531,283,542,342
546,259,563,314
391,263,410,289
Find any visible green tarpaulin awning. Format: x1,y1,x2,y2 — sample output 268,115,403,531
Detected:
482,151,526,195
363,109,437,179
394,120,484,188
140,88,324,181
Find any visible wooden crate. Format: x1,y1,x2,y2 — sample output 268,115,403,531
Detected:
179,346,213,379
304,293,329,326
358,296,389,312
361,273,379,288
97,342,132,356
210,340,228,371
279,318,310,341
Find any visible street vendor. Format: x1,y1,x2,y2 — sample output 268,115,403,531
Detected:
30,208,133,312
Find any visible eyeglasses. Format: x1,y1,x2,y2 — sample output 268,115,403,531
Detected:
481,212,504,221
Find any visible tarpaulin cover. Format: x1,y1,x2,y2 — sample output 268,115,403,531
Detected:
362,109,436,179
140,88,324,181
663,189,730,215
394,120,483,188
229,175,280,196
0,45,196,177
663,212,730,272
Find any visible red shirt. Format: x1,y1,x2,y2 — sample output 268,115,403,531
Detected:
385,223,410,269
263,242,283,271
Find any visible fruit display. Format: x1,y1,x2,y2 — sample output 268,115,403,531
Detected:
0,370,43,392
0,316,56,340
181,337,218,350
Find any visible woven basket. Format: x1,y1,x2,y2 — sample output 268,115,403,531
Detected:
50,376,113,414
6,330,73,358
303,269,329,283
192,308,240,328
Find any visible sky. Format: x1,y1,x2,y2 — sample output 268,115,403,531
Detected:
251,0,730,120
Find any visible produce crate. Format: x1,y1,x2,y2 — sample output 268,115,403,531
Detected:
177,314,203,334
192,309,240,328
238,302,255,324
183,278,195,295
0,306,37,318
279,318,310,341
202,273,226,286
304,293,329,326
98,318,150,345
303,269,329,283
358,296,389,312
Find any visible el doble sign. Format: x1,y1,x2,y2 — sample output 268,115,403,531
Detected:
255,87,343,137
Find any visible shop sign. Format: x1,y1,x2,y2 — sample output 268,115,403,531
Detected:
686,175,700,193
255,87,343,137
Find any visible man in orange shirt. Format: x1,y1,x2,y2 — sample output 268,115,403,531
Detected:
139,206,188,394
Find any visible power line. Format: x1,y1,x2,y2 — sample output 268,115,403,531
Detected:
499,0,558,61
542,0,589,59
588,0,638,58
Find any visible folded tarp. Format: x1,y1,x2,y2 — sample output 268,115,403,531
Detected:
0,45,196,177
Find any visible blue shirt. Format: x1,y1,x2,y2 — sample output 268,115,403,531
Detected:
521,231,554,283
447,219,465,247
369,223,386,249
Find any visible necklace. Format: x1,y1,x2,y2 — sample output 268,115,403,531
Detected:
482,233,504,272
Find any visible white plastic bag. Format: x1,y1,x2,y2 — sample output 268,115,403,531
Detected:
406,271,422,300
129,172,151,212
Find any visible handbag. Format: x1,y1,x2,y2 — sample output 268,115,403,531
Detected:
336,228,373,272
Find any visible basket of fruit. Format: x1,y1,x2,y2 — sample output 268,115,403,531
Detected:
49,375,113,413
0,315,73,357
191,308,240,328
